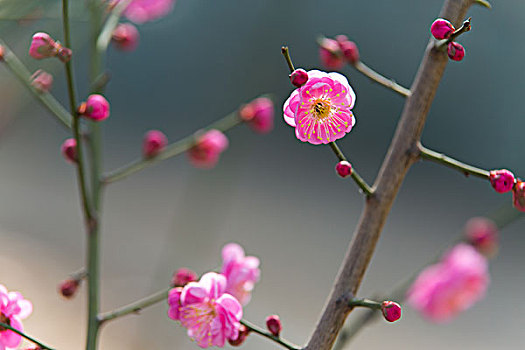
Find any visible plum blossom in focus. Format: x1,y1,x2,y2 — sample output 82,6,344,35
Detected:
167,272,242,348
187,130,229,169
406,243,489,323
283,70,356,144
0,285,33,350
221,243,260,306
117,0,176,24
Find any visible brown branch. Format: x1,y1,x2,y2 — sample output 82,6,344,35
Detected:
303,1,476,349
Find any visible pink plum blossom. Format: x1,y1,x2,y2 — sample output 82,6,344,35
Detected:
406,243,489,323
80,94,110,121
239,97,274,134
220,243,260,306
318,38,344,70
283,70,356,145
430,18,455,40
112,23,140,51
187,130,229,169
29,32,58,59
0,285,33,350
118,0,176,24
168,273,242,348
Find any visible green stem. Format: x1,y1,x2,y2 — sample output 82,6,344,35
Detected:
102,109,244,184
281,46,295,73
96,0,131,53
0,39,72,128
240,319,302,350
354,61,411,97
99,288,170,323
0,322,56,350
348,298,382,309
329,142,373,196
418,143,490,179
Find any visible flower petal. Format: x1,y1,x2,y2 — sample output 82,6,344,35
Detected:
181,282,208,305
283,90,299,127
199,272,226,300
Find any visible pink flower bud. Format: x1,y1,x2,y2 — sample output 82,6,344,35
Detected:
29,32,58,59
0,45,4,61
112,23,139,51
80,94,110,121
58,279,79,299
465,217,498,257
489,169,515,193
513,181,525,212
447,42,465,61
381,301,402,322
240,97,274,134
338,40,359,64
61,138,77,163
228,324,250,346
143,130,168,158
30,69,53,93
319,38,344,70
171,268,198,287
289,68,309,88
265,315,282,337
57,46,72,63
430,18,455,40
187,129,229,169
335,161,352,178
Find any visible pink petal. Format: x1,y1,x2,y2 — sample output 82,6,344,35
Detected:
16,299,32,320
200,273,226,300
181,282,207,305
222,243,245,262
283,90,299,127
217,294,243,321
0,317,22,348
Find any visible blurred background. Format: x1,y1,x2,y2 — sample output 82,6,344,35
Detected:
0,0,524,349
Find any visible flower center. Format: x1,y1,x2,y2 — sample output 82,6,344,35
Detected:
0,312,10,331
312,99,331,120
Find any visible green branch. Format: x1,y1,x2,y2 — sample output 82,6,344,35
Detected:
99,288,170,323
0,322,56,350
353,61,411,97
240,319,302,350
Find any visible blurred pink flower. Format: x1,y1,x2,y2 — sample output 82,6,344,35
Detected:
318,38,344,70
239,97,274,134
112,23,140,51
406,243,489,323
169,272,242,348
187,130,228,169
221,243,260,306
464,217,498,257
29,32,58,59
30,70,53,93
119,0,175,24
283,70,356,144
143,130,167,158
0,285,33,350
81,94,110,121
61,138,77,163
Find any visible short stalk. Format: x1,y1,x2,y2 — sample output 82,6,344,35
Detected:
354,61,411,97
348,298,382,310
0,322,56,350
435,17,472,49
329,142,373,196
240,319,301,350
281,46,295,72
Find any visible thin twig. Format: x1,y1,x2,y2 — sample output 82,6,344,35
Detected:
0,322,56,350
329,142,373,196
99,288,170,323
0,39,72,128
281,46,295,72
240,319,302,350
354,61,411,97
418,143,490,179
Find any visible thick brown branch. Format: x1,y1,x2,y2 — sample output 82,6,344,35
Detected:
304,1,475,349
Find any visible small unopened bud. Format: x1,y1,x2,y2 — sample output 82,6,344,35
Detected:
57,46,72,63
381,301,402,322
513,181,525,213
338,40,359,64
58,279,80,299
0,45,4,61
319,38,344,70
228,324,250,346
239,97,274,134
171,268,198,287
465,217,498,257
31,69,53,93
289,68,308,88
29,32,58,59
112,23,139,52
143,130,168,158
265,315,282,337
447,42,465,61
489,169,515,193
335,161,352,178
430,18,455,40
80,94,110,121
61,138,77,163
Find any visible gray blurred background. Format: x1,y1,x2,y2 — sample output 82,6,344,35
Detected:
0,0,524,349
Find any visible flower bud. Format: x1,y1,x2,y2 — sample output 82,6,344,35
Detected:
289,68,308,88
319,38,344,70
430,18,455,40
447,42,465,61
464,217,498,257
57,46,72,63
61,138,77,163
513,181,525,212
112,23,139,51
171,268,198,287
80,94,110,121
489,169,515,193
0,45,4,61
381,301,402,322
143,130,168,158
187,129,229,169
31,69,53,93
29,32,58,59
228,324,250,346
239,97,274,134
265,315,282,337
58,279,79,299
335,161,352,178
338,40,359,64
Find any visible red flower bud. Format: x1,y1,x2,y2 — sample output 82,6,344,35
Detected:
289,68,309,88
447,42,465,61
58,279,80,299
171,268,198,287
265,315,282,337
381,301,402,322
228,324,250,346
335,161,352,178
430,18,455,40
338,40,359,64
489,169,515,193
319,38,344,70
465,217,498,257
61,138,77,163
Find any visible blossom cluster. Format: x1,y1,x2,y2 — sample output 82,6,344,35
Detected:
167,243,260,348
0,285,32,350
